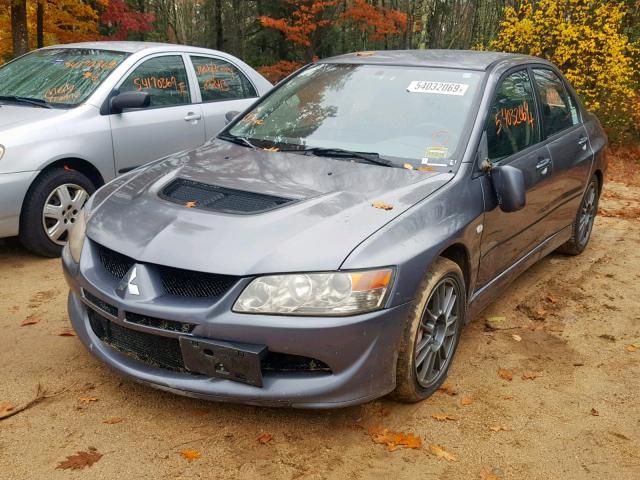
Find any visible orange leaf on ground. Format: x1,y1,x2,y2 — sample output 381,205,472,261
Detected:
522,371,538,380
437,383,457,396
498,368,513,381
78,396,98,403
0,402,16,419
626,343,639,352
431,413,457,422
21,315,40,326
180,449,201,461
511,334,522,342
58,328,76,337
368,426,422,452
428,443,457,461
489,425,511,432
480,467,501,480
56,448,102,470
371,201,394,211
102,417,123,424
546,295,558,304
590,408,599,416
461,396,473,406
257,433,273,444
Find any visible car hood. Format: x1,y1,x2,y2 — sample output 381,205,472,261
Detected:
0,104,67,129
87,141,453,275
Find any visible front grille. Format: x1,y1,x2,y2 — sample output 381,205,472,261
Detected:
158,265,237,298
88,309,186,371
98,245,135,280
160,178,295,214
83,289,118,317
125,311,195,334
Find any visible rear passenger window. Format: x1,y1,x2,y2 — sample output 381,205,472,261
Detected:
486,70,540,161
532,69,580,138
190,56,257,102
119,55,191,108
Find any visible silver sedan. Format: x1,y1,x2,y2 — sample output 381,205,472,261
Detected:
0,41,272,256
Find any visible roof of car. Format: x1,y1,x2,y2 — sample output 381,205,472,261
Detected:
42,41,218,55
321,49,542,71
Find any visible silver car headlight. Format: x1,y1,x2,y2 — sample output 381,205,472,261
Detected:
68,208,87,263
233,268,394,316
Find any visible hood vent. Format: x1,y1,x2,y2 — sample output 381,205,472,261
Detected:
160,178,295,214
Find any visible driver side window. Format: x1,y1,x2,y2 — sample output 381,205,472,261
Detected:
486,70,540,161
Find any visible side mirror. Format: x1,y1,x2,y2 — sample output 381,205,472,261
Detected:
225,110,240,125
490,164,526,212
110,91,150,114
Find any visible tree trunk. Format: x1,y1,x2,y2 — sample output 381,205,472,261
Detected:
37,1,44,49
11,0,29,57
214,0,224,50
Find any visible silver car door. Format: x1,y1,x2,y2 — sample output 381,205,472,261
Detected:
186,55,261,140
108,53,206,174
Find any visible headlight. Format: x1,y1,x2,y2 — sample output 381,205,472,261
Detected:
68,208,87,263
233,268,394,316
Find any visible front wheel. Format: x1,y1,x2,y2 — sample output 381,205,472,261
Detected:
392,257,466,403
557,174,599,255
19,168,94,257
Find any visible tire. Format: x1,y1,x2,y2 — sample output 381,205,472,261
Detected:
19,168,95,257
392,257,466,403
557,174,599,256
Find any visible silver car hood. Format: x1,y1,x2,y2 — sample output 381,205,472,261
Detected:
0,104,67,129
87,141,452,275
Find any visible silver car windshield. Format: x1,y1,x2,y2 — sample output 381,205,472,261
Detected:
228,63,484,166
0,48,128,108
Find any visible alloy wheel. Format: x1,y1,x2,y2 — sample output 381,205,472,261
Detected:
414,277,461,388
41,183,89,245
578,181,597,246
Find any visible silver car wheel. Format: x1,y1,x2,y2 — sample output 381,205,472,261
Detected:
578,181,597,245
414,277,461,388
41,183,89,245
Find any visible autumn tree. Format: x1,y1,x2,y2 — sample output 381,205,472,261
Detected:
490,0,638,141
100,0,154,40
11,0,29,57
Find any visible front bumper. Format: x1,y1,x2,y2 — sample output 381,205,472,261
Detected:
62,243,411,408
0,171,39,238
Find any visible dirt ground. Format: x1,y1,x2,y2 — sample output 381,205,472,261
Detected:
0,180,639,480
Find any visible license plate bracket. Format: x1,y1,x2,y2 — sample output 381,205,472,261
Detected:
179,337,267,387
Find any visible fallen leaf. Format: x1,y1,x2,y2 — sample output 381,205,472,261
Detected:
489,425,511,432
371,201,393,211
590,408,599,416
368,426,422,452
180,449,201,461
502,395,514,400
479,467,501,480
511,334,522,342
21,315,40,326
431,413,457,422
56,449,102,470
184,201,198,208
522,371,538,380
356,51,375,56
0,402,15,419
78,396,98,403
546,295,558,304
58,328,76,337
417,165,434,172
403,163,414,170
102,417,123,424
374,406,391,417
498,368,513,381
461,396,474,406
262,146,279,152
626,343,639,352
257,433,273,444
437,383,457,396
428,443,457,461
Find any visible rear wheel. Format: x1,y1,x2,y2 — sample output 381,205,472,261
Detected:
19,168,94,257
557,175,599,255
392,257,466,403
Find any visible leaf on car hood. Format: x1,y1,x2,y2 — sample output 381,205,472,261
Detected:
56,448,102,470
368,426,422,451
371,201,394,211
184,200,198,208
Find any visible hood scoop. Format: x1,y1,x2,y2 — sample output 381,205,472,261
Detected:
159,178,297,214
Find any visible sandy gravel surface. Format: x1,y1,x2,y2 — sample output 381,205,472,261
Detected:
0,181,638,479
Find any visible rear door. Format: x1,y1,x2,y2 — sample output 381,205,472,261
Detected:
531,67,593,231
477,68,555,288
187,55,260,139
109,54,206,174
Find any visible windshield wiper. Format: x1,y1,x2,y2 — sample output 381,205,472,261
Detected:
218,133,257,149
0,95,53,109
291,147,395,168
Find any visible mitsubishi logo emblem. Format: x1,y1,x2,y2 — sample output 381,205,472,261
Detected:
120,266,140,296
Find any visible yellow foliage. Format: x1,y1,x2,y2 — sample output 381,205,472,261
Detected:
489,0,638,141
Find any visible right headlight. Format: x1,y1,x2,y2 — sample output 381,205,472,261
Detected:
233,268,394,316
68,208,87,263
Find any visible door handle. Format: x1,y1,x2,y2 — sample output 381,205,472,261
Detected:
536,157,551,175
577,136,588,149
184,112,201,122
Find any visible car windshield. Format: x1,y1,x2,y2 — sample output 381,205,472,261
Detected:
227,63,484,167
0,48,128,108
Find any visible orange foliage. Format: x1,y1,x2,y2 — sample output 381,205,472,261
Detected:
259,1,338,47
342,0,407,40
257,60,304,83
